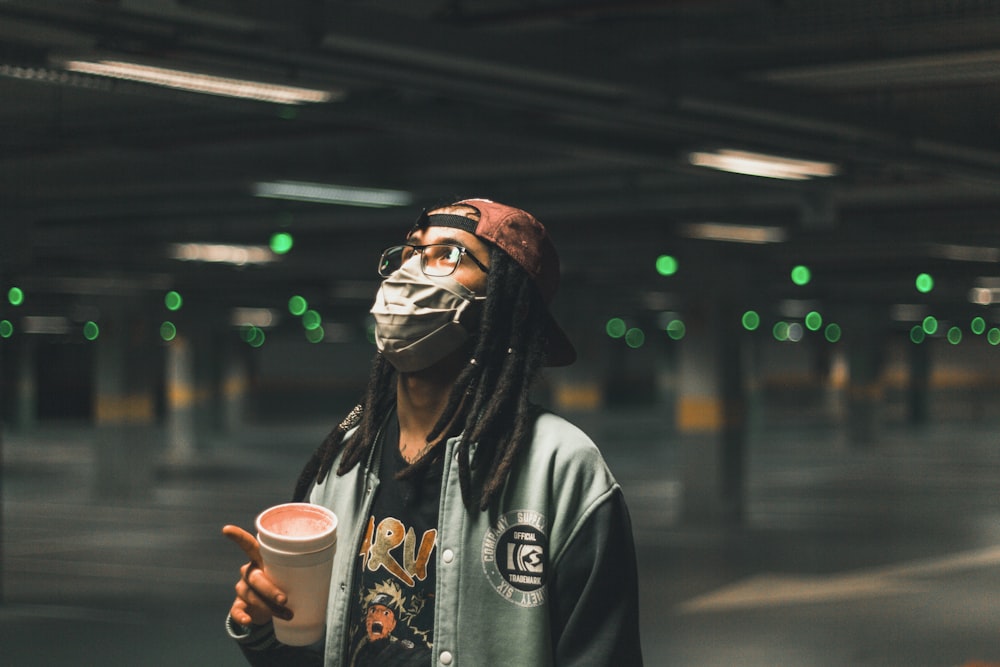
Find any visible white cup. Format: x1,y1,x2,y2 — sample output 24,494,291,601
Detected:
255,502,338,646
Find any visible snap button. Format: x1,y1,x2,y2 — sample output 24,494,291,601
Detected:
442,548,454,563
439,650,453,665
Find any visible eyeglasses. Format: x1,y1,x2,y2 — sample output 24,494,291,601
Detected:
378,243,490,278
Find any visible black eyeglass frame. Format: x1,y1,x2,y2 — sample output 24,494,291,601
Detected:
378,243,490,278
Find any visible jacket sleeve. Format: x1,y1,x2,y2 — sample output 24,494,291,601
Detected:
226,616,324,667
549,488,644,666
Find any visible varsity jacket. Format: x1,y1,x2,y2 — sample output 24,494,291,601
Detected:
229,411,643,666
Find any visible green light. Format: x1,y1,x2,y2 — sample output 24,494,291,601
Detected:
805,311,823,331
947,326,962,345
791,265,811,286
160,321,177,341
366,322,376,345
7,287,23,306
971,316,986,335
655,255,678,276
741,310,760,331
0,319,12,338
989,328,1000,346
288,295,308,316
83,321,100,341
915,273,934,293
164,290,183,311
824,323,842,343
302,309,322,331
910,325,925,344
606,317,627,339
270,232,294,255
666,319,686,340
278,106,298,120
242,325,265,348
773,321,789,341
305,326,325,343
922,316,938,335
625,327,645,348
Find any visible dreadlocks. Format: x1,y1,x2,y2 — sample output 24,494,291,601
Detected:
292,244,550,511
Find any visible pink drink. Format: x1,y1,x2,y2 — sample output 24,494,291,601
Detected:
255,503,338,646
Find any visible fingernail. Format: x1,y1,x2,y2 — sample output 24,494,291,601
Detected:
276,594,287,606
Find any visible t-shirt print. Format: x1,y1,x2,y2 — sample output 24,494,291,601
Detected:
347,416,442,666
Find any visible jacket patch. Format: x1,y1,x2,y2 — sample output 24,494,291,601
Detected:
482,510,548,607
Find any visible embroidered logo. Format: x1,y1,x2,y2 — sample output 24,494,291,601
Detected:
482,510,548,607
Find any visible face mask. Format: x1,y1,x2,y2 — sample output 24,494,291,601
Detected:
370,259,486,372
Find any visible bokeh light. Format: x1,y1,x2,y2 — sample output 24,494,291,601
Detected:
947,326,962,345
741,310,760,331
83,321,100,341
302,309,322,331
805,311,823,331
910,325,925,344
773,321,789,341
288,295,308,316
922,316,938,335
625,327,645,348
791,265,811,286
655,255,678,276
666,320,686,340
165,290,183,311
7,287,24,306
606,317,627,339
270,232,294,255
160,321,177,341
0,319,13,338
915,273,934,293
971,316,986,335
824,323,842,342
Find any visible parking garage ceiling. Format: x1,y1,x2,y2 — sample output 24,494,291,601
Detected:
4,0,1000,336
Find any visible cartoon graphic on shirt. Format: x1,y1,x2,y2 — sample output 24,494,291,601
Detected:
349,517,437,667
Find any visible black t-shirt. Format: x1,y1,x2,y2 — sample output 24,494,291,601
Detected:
346,415,442,667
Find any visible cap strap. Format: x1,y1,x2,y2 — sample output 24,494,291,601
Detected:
425,213,478,234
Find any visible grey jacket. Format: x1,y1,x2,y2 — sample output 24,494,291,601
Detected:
230,411,643,666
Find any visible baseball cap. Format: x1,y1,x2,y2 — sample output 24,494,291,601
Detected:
413,198,576,366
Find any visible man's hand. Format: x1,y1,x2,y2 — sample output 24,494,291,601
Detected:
223,524,293,626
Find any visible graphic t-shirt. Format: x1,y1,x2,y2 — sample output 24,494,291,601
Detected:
347,416,442,666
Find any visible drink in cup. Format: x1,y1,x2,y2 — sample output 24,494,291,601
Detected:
255,502,338,646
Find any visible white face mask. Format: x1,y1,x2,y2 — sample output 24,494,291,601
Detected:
370,259,486,372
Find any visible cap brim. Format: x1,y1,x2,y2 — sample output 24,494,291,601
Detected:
543,314,576,366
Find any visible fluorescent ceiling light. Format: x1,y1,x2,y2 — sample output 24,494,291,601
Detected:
170,243,277,266
23,316,71,335
61,60,336,104
680,222,787,244
253,181,413,208
929,243,1000,263
969,277,1000,305
689,149,838,180
231,307,279,328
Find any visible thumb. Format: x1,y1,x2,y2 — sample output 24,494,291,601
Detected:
222,524,263,565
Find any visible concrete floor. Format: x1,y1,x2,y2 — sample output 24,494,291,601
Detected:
3,411,1000,666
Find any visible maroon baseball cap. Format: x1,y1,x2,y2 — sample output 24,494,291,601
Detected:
413,198,576,366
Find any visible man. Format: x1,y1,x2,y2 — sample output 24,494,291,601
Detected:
224,198,643,666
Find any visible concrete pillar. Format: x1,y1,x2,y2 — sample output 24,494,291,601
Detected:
14,335,37,432
677,299,748,523
192,326,221,442
908,337,930,426
221,344,251,432
92,296,158,500
844,306,887,446
165,335,197,463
